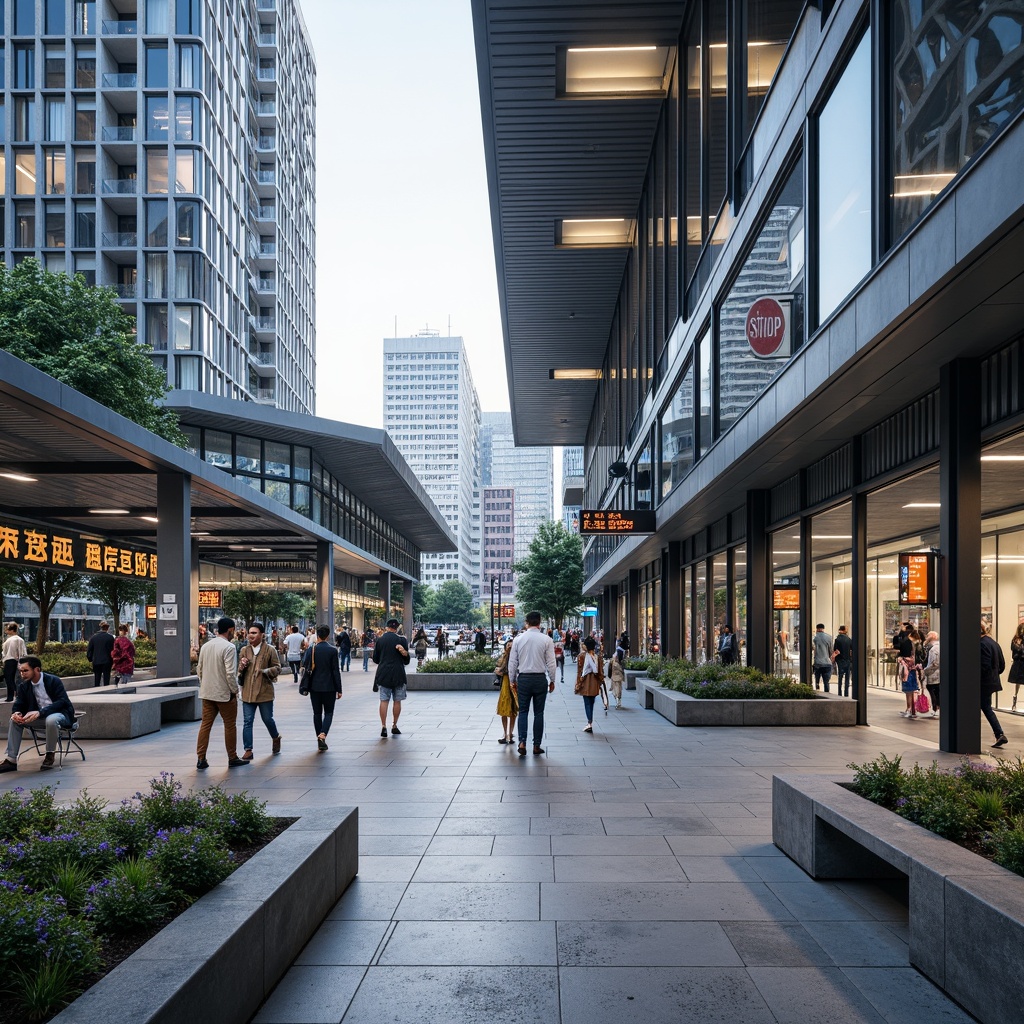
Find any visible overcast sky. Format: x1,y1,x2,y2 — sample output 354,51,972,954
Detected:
301,0,509,427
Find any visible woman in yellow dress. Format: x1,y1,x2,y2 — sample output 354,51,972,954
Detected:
494,637,518,744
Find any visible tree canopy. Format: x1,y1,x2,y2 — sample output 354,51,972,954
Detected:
0,259,184,444
79,576,155,633
223,589,313,630
513,521,585,629
431,579,475,625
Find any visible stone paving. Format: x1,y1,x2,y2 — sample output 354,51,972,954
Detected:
3,667,1017,1023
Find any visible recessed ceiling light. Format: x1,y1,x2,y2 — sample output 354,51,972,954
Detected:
561,45,671,97
90,508,130,515
903,503,940,508
140,516,159,523
191,531,211,536
556,218,635,247
982,455,1024,461
251,547,273,552
0,472,37,483
550,368,602,380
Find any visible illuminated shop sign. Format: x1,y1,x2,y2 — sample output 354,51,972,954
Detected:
773,586,800,610
580,510,656,534
198,590,223,608
899,553,937,606
0,519,157,579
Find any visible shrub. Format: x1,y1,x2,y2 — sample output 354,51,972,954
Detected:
988,816,1024,876
50,859,95,914
147,827,234,898
899,763,978,842
103,805,154,859
657,659,814,699
994,757,1024,815
848,753,906,810
0,787,59,843
972,790,1007,829
0,886,100,981
418,651,497,673
201,789,273,846
89,857,171,933
626,655,663,674
10,829,116,890
135,772,207,831
10,958,83,1022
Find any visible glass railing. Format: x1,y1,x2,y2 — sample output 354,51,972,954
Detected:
255,101,276,115
255,170,275,184
256,137,276,150
251,316,276,330
258,33,277,46
101,126,137,142
101,231,137,246
101,73,137,88
101,20,137,34
257,68,276,81
112,283,137,298
102,179,138,194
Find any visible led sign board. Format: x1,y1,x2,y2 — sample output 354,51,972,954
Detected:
899,553,936,605
499,604,515,618
198,590,223,608
0,518,157,579
773,587,800,610
580,510,656,534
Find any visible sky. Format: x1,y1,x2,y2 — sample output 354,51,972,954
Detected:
300,0,510,428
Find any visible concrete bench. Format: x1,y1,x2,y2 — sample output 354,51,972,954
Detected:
772,773,1024,1024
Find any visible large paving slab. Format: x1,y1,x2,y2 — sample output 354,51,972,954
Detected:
3,670,1018,1023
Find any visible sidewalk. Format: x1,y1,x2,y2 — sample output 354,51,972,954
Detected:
2,670,1006,1023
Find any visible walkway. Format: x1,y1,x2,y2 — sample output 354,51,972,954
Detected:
4,669,1012,1023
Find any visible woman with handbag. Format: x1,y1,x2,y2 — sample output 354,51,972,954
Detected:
1009,622,1024,711
494,638,518,744
898,653,919,718
607,642,626,710
575,635,604,733
300,625,342,751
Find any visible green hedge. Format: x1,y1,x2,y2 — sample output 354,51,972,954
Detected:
417,651,497,673
33,639,158,678
653,659,815,699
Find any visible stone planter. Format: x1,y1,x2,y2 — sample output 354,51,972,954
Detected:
623,669,642,691
773,773,1024,1024
53,806,359,1024
635,677,857,727
409,672,497,690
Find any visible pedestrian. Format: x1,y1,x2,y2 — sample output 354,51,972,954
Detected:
0,656,76,773
238,622,282,761
923,630,940,718
811,624,834,692
981,621,1009,748
435,626,448,659
618,631,631,659
898,648,920,718
301,624,342,751
474,626,487,653
362,628,376,671
833,625,853,697
717,624,737,665
336,627,352,672
575,635,604,733
111,624,135,687
86,621,115,687
568,631,581,661
374,618,410,737
413,628,429,668
3,622,27,701
1009,622,1024,711
494,637,517,744
508,610,557,756
283,625,305,682
553,632,566,682
607,638,626,709
195,616,249,770
270,626,280,651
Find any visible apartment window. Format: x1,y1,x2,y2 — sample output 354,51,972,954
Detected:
145,252,168,297
176,199,199,245
176,0,199,35
147,148,169,193
14,152,37,194
74,150,95,194
146,304,168,350
145,0,168,34
175,149,195,193
176,355,200,391
75,49,96,87
45,47,67,88
177,43,201,88
14,96,35,141
74,2,96,34
174,252,202,298
45,99,66,141
15,201,35,247
44,204,65,247
15,0,35,34
146,198,168,245
14,45,35,88
145,96,169,140
74,254,95,286
0,100,5,144
145,45,168,88
173,305,196,350
43,147,66,194
175,95,199,141
74,97,96,141
45,0,66,34
74,205,95,246
816,32,872,324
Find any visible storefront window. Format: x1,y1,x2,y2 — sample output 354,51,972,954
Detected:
810,503,852,689
733,545,747,664
694,564,708,664
712,554,727,657
718,155,804,433
817,31,872,324
683,566,693,661
659,360,694,500
772,524,801,679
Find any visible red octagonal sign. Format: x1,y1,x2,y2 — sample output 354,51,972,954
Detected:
745,296,790,358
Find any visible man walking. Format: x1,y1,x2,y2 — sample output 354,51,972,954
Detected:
282,625,305,683
833,624,854,697
812,624,834,692
717,624,737,665
238,622,282,760
196,616,249,770
0,657,75,773
474,627,487,654
374,618,410,737
86,621,115,686
509,610,557,756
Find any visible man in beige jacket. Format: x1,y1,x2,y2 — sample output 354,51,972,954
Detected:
238,621,282,760
196,616,249,770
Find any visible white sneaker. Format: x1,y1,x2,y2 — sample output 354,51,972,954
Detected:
899,711,910,718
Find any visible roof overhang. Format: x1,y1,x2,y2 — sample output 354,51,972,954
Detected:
472,0,683,446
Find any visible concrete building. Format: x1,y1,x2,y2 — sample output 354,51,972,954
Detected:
0,0,315,413
383,331,481,591
474,0,1024,755
562,445,584,534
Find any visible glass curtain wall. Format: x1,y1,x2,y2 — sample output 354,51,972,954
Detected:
694,563,708,664
733,545,747,664
683,565,693,661
712,553,727,658
772,524,801,678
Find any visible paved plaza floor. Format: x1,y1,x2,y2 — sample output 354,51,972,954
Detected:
4,669,1017,1023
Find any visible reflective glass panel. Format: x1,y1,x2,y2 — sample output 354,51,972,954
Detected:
659,360,694,499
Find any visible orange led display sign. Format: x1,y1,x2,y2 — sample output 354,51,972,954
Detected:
899,553,936,605
198,590,223,608
773,587,800,610
499,604,515,618
580,510,656,534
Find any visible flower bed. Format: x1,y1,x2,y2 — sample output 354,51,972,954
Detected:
417,650,496,673
0,774,274,1022
650,659,815,699
848,753,1024,877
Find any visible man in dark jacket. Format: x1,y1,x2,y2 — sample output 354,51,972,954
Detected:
336,628,353,672
0,657,75,772
474,627,487,654
86,621,116,686
301,625,342,752
373,618,410,738
981,621,1008,748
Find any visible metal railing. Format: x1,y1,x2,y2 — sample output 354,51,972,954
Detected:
112,283,137,298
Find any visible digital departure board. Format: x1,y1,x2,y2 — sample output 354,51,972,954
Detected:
899,553,936,605
580,510,656,534
773,587,800,610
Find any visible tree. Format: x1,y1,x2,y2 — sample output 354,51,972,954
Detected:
413,582,436,623
513,521,585,630
223,588,312,630
79,576,155,633
11,569,82,652
0,259,185,444
431,580,474,625
0,567,20,623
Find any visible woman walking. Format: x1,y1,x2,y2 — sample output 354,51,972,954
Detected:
494,638,518,744
607,640,626,709
1009,622,1024,711
301,625,342,751
413,627,429,668
898,650,920,718
111,624,136,687
575,636,604,733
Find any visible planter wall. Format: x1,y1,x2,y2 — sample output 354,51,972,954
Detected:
409,672,498,690
634,677,857,726
53,806,358,1024
773,773,1024,1024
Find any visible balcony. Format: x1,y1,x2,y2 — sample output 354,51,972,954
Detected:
251,316,276,332
258,32,277,46
255,101,276,116
256,0,276,11
102,126,137,142
251,350,276,366
112,283,137,299
259,243,277,257
255,388,276,403
256,136,276,151
257,67,276,82
102,20,137,34
256,169,275,185
102,232,137,246
251,204,275,221
256,278,276,293
102,73,137,88
102,179,138,194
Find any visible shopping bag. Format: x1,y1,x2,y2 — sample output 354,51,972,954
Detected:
915,691,930,714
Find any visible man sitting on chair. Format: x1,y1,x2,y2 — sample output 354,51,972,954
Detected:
0,657,76,773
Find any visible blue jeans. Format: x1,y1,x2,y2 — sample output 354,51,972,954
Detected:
836,660,852,696
982,691,1003,740
242,700,279,751
363,649,372,671
516,673,549,747
582,694,596,723
813,665,832,691
339,651,351,672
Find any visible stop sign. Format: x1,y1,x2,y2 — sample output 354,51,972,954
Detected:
745,296,790,358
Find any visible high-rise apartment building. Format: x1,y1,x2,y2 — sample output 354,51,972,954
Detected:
561,445,583,533
0,0,315,413
480,410,553,565
383,332,481,590
481,485,513,582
